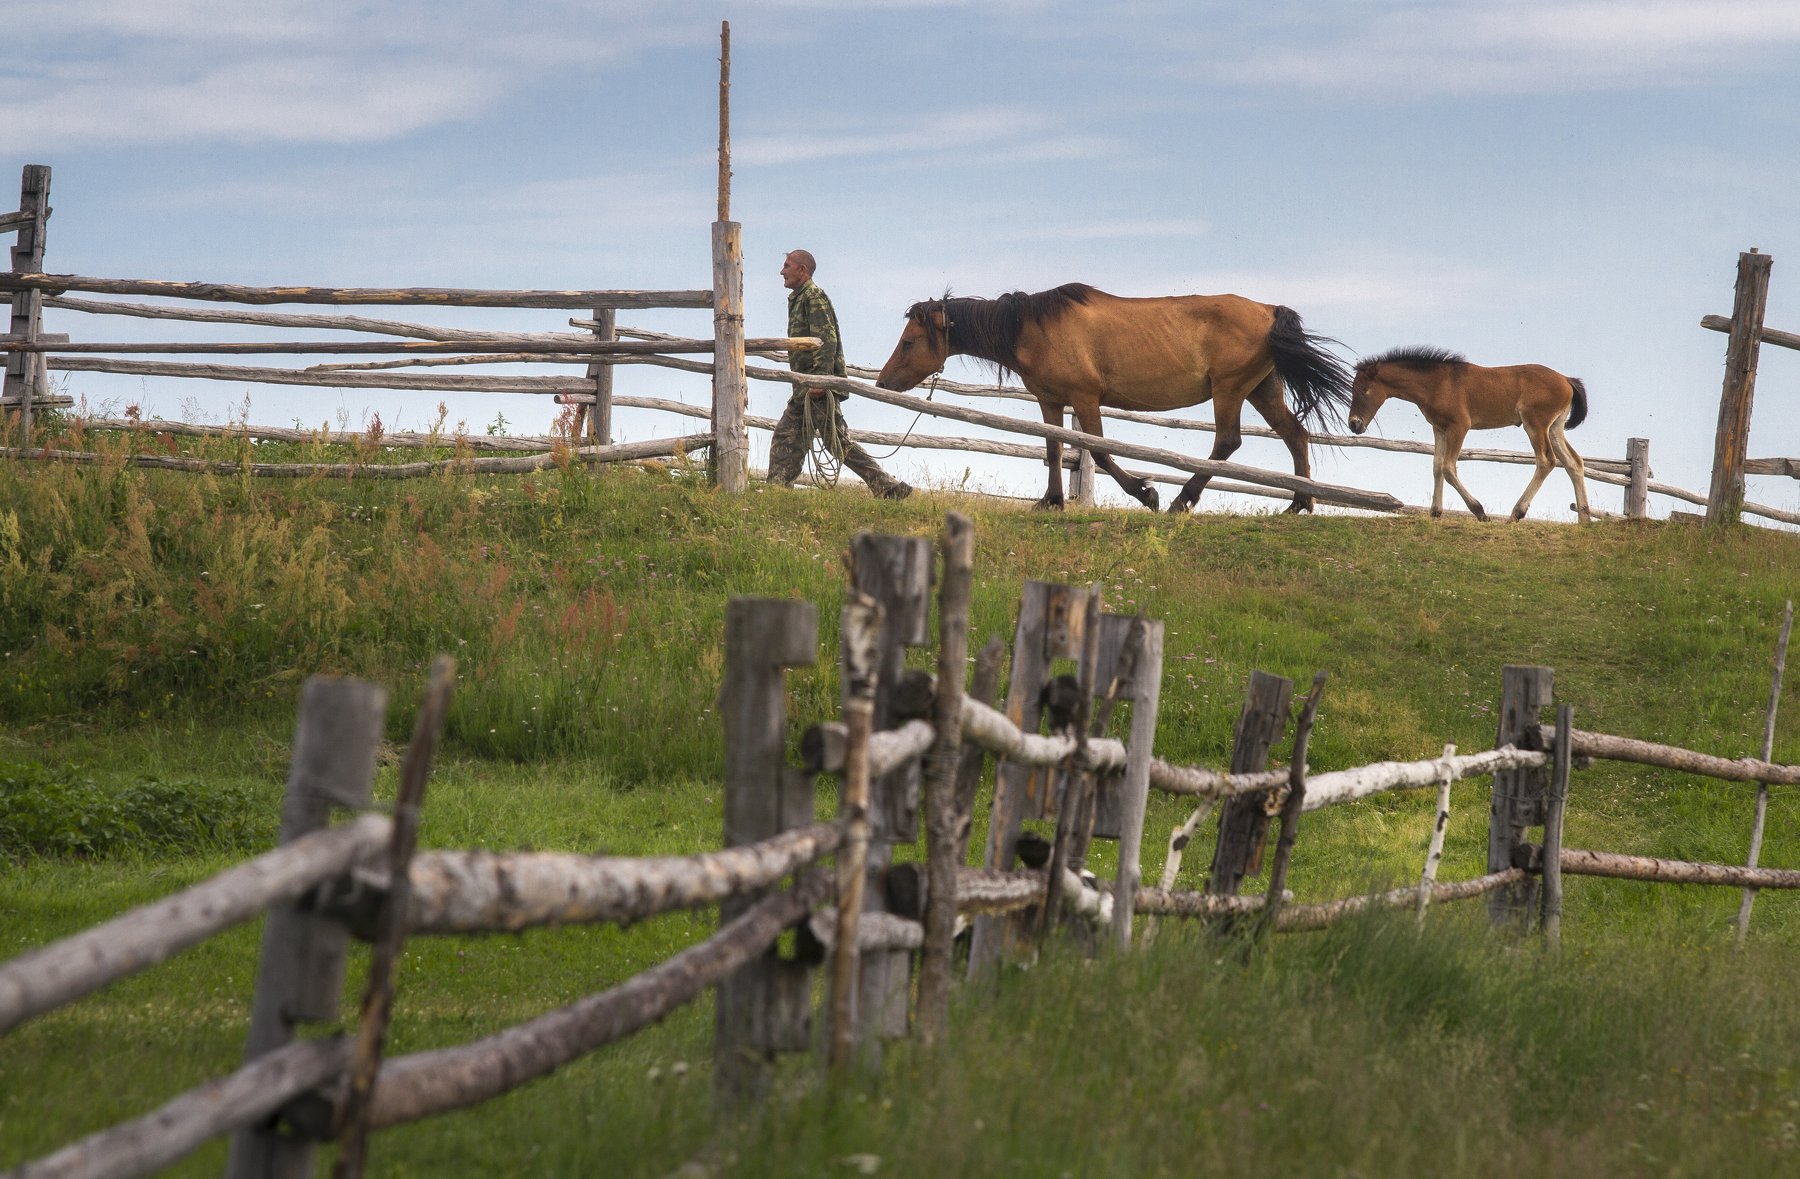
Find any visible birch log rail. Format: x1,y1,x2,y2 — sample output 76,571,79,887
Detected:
0,814,391,1036
1558,848,1800,888
338,822,847,935
1533,725,1800,785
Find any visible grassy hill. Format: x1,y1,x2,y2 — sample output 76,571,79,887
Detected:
3,438,1800,1176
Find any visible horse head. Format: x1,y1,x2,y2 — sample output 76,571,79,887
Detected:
1346,359,1387,435
875,300,952,391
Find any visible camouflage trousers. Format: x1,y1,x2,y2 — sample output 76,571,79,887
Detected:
765,389,905,495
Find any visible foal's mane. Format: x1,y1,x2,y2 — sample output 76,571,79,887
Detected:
1356,345,1468,374
905,282,1096,376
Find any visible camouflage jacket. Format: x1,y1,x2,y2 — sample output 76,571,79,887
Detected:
787,279,847,395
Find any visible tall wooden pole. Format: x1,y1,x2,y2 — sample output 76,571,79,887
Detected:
1708,249,1773,524
4,165,50,444
711,20,748,492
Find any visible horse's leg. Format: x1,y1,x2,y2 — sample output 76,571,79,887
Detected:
1509,420,1557,521
1245,373,1314,513
1168,376,1235,514
1549,421,1592,522
1070,396,1159,510
1434,423,1486,520
1035,399,1066,511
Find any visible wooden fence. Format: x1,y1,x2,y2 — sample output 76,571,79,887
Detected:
3,516,1795,1179
1699,248,1800,525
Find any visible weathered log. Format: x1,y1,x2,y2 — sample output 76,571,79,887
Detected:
1260,672,1327,935
953,867,1045,914
1707,251,1774,524
1541,705,1573,951
1302,746,1547,812
335,658,454,1179
357,874,828,1130
1417,745,1456,921
828,596,882,1074
0,272,714,309
43,295,554,341
0,434,713,479
351,822,845,934
1131,888,1268,919
69,418,568,453
1737,600,1793,945
919,512,974,1043
0,815,390,1036
1147,759,1294,799
4,335,813,356
1702,311,1800,354
1559,848,1800,889
806,909,924,952
1535,726,1800,786
48,355,586,393
1271,870,1527,932
6,1037,352,1179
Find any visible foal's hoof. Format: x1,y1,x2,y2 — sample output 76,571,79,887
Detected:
1136,486,1161,512
1284,495,1315,515
1033,494,1066,512
1165,497,1194,516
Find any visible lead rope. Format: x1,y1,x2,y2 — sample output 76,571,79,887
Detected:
802,389,844,488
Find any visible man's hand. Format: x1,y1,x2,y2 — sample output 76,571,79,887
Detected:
806,385,830,399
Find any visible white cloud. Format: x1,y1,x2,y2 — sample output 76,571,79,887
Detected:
1210,0,1800,96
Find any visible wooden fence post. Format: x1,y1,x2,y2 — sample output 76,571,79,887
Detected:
848,533,932,1055
582,308,615,444
1541,703,1572,952
4,164,50,444
918,512,974,1043
711,219,747,492
1707,249,1773,525
713,597,819,1109
1207,671,1295,897
1487,664,1552,930
1625,438,1651,520
1104,617,1164,950
828,594,881,1074
968,580,1092,976
227,677,387,1179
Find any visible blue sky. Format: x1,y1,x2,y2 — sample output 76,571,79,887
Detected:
7,1,1799,518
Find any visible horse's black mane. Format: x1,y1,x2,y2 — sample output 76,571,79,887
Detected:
1356,345,1467,373
905,282,1097,376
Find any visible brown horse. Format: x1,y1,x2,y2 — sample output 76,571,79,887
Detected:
873,284,1353,513
1346,347,1593,522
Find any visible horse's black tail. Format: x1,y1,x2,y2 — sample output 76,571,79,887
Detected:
1268,305,1354,431
1566,378,1588,430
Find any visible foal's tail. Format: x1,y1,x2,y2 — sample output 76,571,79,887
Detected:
1565,378,1588,430
1268,305,1354,430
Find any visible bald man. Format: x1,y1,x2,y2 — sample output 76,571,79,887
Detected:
766,249,912,499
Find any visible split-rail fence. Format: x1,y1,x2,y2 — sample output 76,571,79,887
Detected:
6,155,1796,525
3,516,1795,1179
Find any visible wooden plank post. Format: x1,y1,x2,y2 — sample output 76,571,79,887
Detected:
1104,616,1164,951
848,533,933,1055
710,21,747,493
967,580,1090,976
227,677,387,1179
4,164,50,443
712,597,819,1109
1541,703,1572,953
1707,249,1773,524
1487,665,1553,930
581,308,615,444
1257,672,1327,939
1206,671,1295,897
1625,438,1651,520
1736,599,1793,947
918,512,974,1043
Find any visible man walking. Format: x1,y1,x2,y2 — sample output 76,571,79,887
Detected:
766,249,912,499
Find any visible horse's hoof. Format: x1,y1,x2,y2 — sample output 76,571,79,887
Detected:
1138,486,1160,512
1033,496,1065,512
1284,496,1315,515
1165,499,1193,516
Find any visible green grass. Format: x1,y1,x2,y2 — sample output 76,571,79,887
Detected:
3,432,1800,1176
